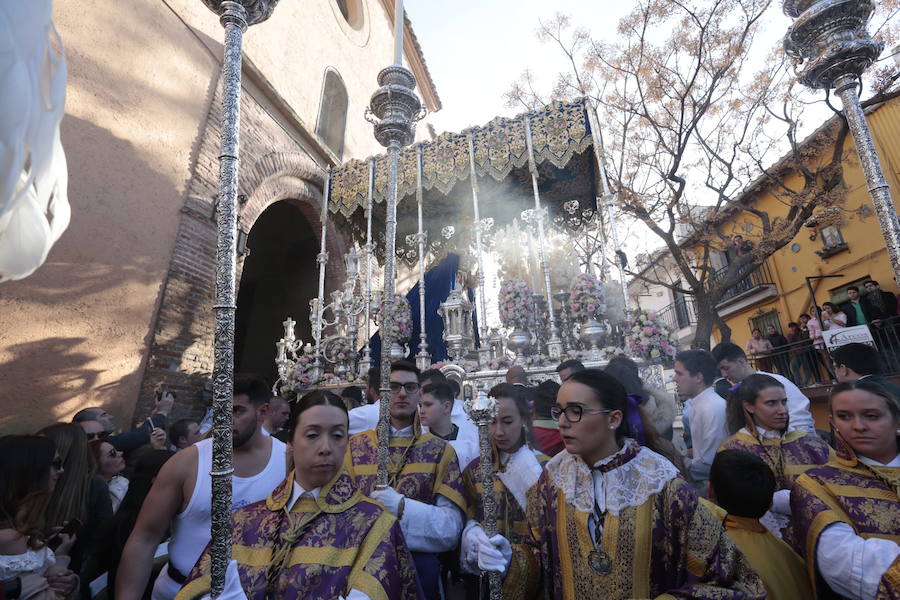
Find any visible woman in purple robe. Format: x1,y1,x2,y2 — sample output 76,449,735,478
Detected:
176,391,423,600
525,369,765,600
460,383,547,600
791,379,900,600
718,374,832,534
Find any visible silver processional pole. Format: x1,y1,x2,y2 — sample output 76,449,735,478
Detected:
366,0,423,487
466,390,501,600
199,1,278,596
784,0,900,283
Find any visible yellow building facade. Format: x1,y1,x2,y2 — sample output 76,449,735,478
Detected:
710,96,900,353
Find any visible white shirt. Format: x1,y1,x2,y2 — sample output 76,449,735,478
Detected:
816,452,900,600
350,399,478,437
756,370,815,433
685,386,729,482
389,425,465,554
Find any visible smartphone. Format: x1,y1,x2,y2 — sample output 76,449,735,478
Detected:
47,518,82,550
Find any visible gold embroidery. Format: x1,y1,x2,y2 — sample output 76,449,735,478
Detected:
632,500,653,598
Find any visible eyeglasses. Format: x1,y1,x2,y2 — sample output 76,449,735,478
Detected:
550,404,612,423
85,431,110,441
389,382,420,394
51,458,63,470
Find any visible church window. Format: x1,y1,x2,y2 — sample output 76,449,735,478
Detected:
316,69,349,160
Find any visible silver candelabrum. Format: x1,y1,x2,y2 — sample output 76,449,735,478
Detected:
307,250,368,379
783,0,900,284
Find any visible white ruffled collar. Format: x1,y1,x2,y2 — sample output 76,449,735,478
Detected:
0,546,55,580
546,439,679,516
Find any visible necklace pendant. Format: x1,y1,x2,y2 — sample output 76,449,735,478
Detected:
588,548,612,575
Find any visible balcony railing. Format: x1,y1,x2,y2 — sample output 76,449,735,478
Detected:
746,316,900,388
656,295,697,331
711,262,775,305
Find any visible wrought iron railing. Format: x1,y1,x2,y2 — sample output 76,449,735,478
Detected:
711,262,775,304
746,316,900,387
656,295,697,331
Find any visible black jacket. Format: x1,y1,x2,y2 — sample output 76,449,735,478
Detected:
840,301,867,326
861,290,898,322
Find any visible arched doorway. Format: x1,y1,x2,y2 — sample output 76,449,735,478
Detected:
235,200,318,385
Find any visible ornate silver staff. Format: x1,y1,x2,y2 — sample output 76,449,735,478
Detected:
199,0,278,596
466,390,501,600
783,0,900,283
365,0,423,487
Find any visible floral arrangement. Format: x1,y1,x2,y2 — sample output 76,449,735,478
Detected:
625,310,677,361
373,293,413,344
325,335,356,364
277,353,338,395
498,279,535,330
568,272,607,323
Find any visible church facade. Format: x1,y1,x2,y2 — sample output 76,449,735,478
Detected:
0,0,440,432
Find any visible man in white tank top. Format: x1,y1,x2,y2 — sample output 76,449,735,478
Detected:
115,375,287,600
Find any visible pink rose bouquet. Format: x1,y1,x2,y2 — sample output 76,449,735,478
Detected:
568,273,607,323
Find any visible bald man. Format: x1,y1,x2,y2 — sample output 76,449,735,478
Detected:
506,365,528,386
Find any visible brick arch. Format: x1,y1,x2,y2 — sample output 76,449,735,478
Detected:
238,152,348,283
135,152,349,425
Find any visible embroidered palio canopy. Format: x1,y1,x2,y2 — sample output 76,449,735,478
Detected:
328,98,603,267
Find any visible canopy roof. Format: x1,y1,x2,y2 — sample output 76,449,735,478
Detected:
328,99,603,267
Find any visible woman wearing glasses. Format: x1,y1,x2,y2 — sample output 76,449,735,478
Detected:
89,440,129,513
526,369,765,599
790,380,900,599
37,423,113,581
459,383,547,600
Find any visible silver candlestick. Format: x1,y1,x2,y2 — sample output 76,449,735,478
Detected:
199,0,278,596
783,0,900,284
365,0,424,488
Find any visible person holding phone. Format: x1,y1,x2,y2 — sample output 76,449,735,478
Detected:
72,387,175,454
0,435,79,599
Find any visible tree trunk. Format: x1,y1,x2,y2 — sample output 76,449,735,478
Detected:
691,294,715,350
715,313,732,343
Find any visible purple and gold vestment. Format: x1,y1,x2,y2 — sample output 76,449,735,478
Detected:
790,435,900,598
718,429,832,490
344,429,466,511
526,441,766,600
175,469,423,600
461,447,548,600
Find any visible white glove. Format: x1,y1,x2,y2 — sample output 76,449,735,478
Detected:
200,560,247,600
475,530,511,574
370,486,404,516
